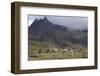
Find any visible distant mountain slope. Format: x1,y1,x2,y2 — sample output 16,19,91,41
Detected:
28,17,88,47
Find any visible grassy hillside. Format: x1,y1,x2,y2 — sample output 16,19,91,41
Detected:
28,40,88,60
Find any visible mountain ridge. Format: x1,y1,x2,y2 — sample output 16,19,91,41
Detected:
28,16,88,47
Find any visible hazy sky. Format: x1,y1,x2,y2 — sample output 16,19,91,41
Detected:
28,15,88,30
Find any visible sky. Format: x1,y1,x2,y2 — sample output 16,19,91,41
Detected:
28,15,88,30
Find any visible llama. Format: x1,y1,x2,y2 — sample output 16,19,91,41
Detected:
52,48,58,52
62,47,69,52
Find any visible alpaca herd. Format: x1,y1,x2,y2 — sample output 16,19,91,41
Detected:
29,46,83,57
